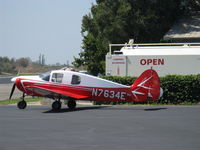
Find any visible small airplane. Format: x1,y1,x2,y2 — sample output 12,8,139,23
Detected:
9,68,163,110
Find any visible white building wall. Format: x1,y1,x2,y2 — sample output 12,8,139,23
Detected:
106,44,200,76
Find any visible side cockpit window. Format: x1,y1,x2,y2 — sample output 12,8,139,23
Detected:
51,73,64,83
71,75,81,85
39,71,51,81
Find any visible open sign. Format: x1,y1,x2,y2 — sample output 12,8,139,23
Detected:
140,59,165,65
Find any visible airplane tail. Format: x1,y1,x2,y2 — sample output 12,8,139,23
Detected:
130,69,163,102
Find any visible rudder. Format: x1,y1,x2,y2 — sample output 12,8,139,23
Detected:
130,69,162,102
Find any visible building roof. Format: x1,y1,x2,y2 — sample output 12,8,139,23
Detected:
163,12,200,41
119,45,200,56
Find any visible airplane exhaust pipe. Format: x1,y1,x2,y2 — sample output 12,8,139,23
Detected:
9,83,16,99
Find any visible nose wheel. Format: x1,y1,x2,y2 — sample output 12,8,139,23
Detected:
17,93,27,109
17,100,27,109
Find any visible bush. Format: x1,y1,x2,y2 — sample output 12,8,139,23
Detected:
159,75,200,104
97,74,200,105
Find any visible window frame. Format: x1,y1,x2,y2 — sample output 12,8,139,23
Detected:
71,75,81,85
51,73,64,83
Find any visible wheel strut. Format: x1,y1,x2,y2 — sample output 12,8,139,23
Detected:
17,93,27,109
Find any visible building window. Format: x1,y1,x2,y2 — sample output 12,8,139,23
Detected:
51,73,63,83
71,75,81,85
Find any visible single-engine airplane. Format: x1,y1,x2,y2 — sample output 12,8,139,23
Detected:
9,68,163,110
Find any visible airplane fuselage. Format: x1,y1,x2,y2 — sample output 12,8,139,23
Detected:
10,69,162,110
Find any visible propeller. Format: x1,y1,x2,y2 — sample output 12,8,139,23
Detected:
9,83,16,99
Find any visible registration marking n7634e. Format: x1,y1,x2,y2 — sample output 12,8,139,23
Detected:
92,88,126,100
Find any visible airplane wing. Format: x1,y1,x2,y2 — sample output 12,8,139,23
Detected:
26,86,89,100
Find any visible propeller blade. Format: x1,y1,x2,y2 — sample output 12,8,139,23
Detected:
9,83,16,99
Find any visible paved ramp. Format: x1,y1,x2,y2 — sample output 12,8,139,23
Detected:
0,105,200,150
0,84,22,100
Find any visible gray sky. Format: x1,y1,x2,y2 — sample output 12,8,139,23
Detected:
0,0,95,65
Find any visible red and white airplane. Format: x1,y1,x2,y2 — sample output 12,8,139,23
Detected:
9,68,163,110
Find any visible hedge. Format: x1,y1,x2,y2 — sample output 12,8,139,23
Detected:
97,74,200,105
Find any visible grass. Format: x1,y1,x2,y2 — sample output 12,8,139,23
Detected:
0,97,41,105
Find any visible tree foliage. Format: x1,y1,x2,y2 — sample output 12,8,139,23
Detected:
73,0,200,75
0,57,16,74
16,57,31,68
0,57,30,74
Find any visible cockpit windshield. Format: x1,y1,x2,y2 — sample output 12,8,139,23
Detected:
39,71,51,81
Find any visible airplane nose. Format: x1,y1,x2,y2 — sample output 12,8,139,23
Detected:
11,77,17,82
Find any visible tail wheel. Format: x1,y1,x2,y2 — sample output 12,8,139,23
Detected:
67,100,76,110
17,101,27,109
52,101,62,111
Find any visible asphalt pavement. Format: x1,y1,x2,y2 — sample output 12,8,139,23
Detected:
0,77,22,100
0,76,12,84
0,83,22,100
0,105,199,150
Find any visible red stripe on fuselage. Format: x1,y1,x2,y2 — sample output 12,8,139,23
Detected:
16,78,150,102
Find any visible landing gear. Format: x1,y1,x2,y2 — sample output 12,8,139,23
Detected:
52,99,76,110
17,93,27,109
17,100,27,109
52,101,62,111
67,100,76,110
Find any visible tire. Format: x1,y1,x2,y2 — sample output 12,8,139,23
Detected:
67,100,76,110
17,101,27,109
52,101,62,111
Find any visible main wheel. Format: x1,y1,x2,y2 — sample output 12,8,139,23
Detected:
67,100,76,110
52,101,62,111
17,101,27,109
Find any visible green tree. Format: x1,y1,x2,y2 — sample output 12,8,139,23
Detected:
73,0,199,75
0,57,16,74
180,0,200,12
16,57,31,68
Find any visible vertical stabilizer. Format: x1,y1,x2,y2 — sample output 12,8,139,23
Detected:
130,69,161,102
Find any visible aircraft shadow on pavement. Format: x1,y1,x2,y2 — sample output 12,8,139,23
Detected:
144,108,168,111
43,106,108,113
43,106,168,113
98,106,168,111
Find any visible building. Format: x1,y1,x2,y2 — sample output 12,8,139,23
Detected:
106,12,200,77
106,42,200,76
163,12,200,42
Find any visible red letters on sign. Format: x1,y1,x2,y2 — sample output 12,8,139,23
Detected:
140,59,164,65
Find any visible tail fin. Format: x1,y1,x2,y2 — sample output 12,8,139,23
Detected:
130,69,162,102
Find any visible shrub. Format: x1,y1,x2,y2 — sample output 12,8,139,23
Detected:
97,74,200,105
